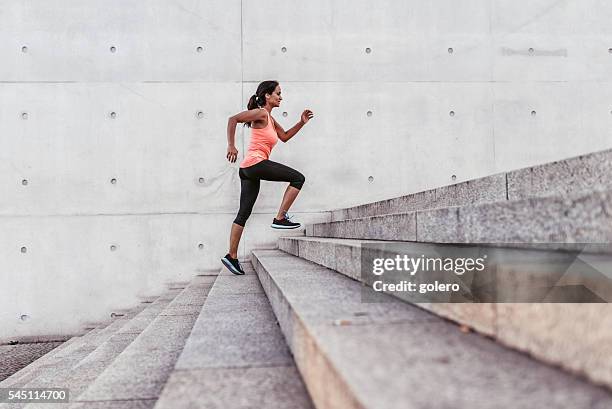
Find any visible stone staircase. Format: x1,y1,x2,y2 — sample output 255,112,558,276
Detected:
280,148,612,382
154,263,313,409
2,148,611,408
0,276,214,409
273,147,612,401
252,249,612,409
0,268,313,409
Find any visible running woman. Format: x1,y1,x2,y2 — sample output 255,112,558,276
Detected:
221,80,314,275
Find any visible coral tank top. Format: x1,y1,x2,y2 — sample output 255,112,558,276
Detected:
240,108,279,168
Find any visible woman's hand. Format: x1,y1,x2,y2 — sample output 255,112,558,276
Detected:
226,145,238,163
301,109,314,124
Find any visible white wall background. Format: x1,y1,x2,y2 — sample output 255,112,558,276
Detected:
1,0,611,341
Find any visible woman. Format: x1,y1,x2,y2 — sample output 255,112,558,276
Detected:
221,80,314,275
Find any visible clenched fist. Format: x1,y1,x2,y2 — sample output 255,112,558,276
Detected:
301,109,314,124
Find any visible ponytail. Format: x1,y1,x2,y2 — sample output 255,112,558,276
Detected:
244,80,278,128
247,94,260,110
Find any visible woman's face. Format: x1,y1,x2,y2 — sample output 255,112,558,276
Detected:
266,85,282,107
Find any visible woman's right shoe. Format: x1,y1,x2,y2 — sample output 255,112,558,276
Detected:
221,253,245,275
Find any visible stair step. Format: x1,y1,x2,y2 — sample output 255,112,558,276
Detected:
312,188,612,247
1,293,181,389
0,291,184,409
252,249,612,409
17,284,207,408
278,235,612,390
0,337,79,389
154,262,313,409
68,275,215,408
3,295,172,393
331,148,612,222
0,341,65,383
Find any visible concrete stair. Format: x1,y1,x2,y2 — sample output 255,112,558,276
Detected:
154,262,313,409
0,275,216,409
310,188,612,247
65,276,215,408
1,266,314,409
272,147,612,399
0,301,155,391
330,148,612,222
252,249,612,409
278,235,612,388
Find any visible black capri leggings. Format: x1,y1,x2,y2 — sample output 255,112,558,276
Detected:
233,159,305,227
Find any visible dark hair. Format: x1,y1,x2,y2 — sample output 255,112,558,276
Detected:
244,80,279,128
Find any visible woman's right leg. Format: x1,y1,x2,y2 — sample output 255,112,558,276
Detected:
228,223,243,259
229,169,261,257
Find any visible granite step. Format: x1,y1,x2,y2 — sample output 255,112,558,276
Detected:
0,331,99,389
0,300,153,391
19,280,218,409
66,275,215,409
331,147,612,222
0,287,187,409
278,235,612,390
0,341,66,383
0,295,176,390
311,188,612,249
154,263,314,409
252,249,612,409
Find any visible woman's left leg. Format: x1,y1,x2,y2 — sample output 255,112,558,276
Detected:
277,186,301,220
247,160,306,219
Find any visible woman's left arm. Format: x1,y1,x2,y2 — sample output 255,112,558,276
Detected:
274,109,314,142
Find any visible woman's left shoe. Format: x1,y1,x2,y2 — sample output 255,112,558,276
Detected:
271,212,301,229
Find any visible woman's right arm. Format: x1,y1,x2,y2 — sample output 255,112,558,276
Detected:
226,109,266,163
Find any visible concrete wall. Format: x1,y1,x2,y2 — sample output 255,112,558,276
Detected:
2,0,611,340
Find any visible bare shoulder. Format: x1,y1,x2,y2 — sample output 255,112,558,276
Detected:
231,107,267,124
250,108,270,129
